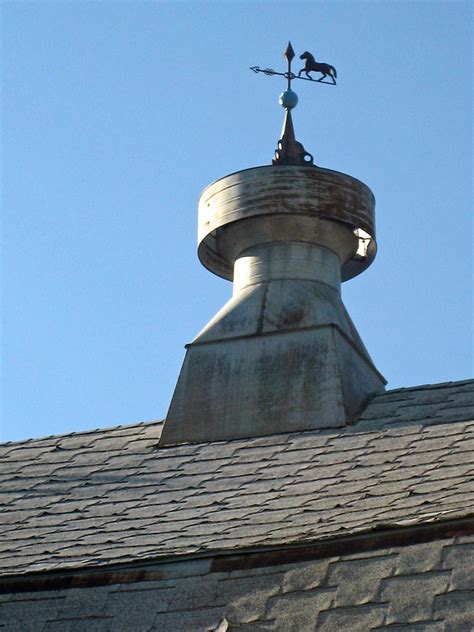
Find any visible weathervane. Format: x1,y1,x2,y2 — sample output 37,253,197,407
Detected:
251,42,337,167
250,42,337,86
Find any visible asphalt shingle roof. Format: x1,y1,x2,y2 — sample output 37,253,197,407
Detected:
1,379,473,578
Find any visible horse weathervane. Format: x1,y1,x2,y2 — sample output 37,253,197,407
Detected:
250,42,337,86
250,42,337,167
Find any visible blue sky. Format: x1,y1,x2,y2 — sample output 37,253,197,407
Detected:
2,1,472,442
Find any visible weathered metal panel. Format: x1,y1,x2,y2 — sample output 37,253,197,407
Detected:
160,323,385,446
233,241,341,294
198,165,376,281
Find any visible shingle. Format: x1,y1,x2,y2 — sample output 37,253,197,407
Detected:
105,585,175,618
242,463,302,481
422,423,469,437
179,490,237,509
282,432,331,449
56,586,112,619
407,477,466,495
198,475,256,493
399,451,454,469
442,543,474,590
437,451,474,466
362,479,414,496
256,492,314,512
451,436,474,451
395,404,446,422
364,435,418,452
276,478,340,497
264,588,336,631
433,590,474,631
176,458,232,475
237,478,289,495
327,554,396,607
342,462,399,482
394,540,447,575
218,574,282,624
316,604,387,632
152,607,224,632
45,617,115,632
0,596,66,630
437,406,474,421
267,447,323,465
1,477,47,493
298,491,363,513
281,558,334,593
210,507,270,523
0,509,36,525
419,464,473,480
45,464,105,479
380,571,451,624
373,623,444,631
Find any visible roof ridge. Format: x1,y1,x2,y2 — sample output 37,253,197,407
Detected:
0,418,164,448
379,377,474,396
1,378,472,448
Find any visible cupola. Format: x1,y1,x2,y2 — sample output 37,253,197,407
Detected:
159,43,386,446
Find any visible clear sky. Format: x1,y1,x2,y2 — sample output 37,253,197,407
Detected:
2,1,472,442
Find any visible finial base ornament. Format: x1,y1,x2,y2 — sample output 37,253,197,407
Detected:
273,109,314,166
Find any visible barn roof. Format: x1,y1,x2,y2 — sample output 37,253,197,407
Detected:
1,379,473,578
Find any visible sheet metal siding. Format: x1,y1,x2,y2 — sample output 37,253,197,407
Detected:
198,166,375,241
198,166,376,281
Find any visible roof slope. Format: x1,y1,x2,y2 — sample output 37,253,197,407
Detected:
1,379,473,577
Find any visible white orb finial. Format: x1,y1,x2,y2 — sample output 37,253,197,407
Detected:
279,89,298,110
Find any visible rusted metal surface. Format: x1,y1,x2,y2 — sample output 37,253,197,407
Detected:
198,165,376,282
211,515,474,573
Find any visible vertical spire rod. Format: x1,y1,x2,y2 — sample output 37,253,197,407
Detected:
273,42,313,166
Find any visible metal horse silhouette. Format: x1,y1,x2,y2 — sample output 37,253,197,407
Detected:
299,51,337,84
